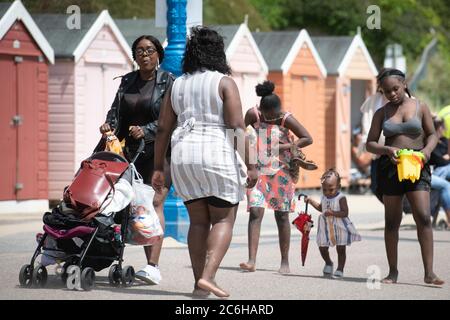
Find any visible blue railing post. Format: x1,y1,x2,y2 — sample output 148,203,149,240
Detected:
161,0,189,243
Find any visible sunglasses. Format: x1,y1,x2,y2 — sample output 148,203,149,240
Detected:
136,47,157,57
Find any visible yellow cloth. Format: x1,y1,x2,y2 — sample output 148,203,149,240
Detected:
438,105,450,139
396,150,424,183
104,131,124,157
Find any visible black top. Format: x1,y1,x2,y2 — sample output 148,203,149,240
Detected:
105,69,174,160
430,137,450,168
121,76,157,146
106,69,174,143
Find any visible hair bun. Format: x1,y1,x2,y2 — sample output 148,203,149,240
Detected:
256,81,275,97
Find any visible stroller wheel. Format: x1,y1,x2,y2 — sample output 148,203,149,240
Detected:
121,265,135,287
108,264,121,287
31,264,48,288
19,264,33,287
80,267,95,291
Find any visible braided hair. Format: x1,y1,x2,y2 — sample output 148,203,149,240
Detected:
182,26,231,75
377,68,412,97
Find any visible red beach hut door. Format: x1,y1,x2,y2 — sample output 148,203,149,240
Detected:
0,55,40,200
0,55,17,200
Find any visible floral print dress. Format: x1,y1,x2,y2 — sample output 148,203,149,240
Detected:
247,107,296,213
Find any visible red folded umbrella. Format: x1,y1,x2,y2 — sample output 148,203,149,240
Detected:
292,194,314,266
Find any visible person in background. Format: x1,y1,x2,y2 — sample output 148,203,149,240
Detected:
351,127,372,175
360,69,388,201
430,117,450,181
350,128,372,193
429,117,450,229
437,104,450,139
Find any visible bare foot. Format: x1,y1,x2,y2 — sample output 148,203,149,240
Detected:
278,263,290,274
239,262,256,272
424,274,445,286
381,272,398,284
197,279,230,298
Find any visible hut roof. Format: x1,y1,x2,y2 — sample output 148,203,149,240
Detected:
253,29,326,76
115,18,166,47
312,35,377,76
252,31,298,71
33,10,131,62
0,0,54,63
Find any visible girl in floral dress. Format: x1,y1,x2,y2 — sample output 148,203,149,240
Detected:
239,81,314,273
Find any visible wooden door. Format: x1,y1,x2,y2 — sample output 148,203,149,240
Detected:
0,55,40,200
290,75,324,188
16,57,40,199
335,77,351,185
79,63,104,161
0,55,17,200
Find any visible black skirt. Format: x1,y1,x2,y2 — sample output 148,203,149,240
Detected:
376,155,431,196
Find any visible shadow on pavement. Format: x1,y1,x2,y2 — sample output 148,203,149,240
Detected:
393,282,445,289
360,234,450,244
280,273,368,283
219,265,279,273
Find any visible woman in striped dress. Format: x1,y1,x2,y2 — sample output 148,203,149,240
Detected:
306,169,361,279
152,26,258,298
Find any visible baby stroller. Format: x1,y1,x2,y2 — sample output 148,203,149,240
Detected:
19,140,145,291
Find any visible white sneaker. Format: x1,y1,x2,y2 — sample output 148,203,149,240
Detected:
323,263,333,275
135,265,161,285
333,270,344,279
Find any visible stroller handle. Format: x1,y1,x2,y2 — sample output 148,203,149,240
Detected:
297,193,309,213
130,139,146,164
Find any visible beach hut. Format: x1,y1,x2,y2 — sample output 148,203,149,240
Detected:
115,18,167,47
115,20,268,115
253,29,327,188
33,11,133,200
0,0,54,211
312,35,378,185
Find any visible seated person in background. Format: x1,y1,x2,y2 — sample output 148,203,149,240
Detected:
350,128,372,192
430,116,450,181
351,128,372,175
429,117,450,229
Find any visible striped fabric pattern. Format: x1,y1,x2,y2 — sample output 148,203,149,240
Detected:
169,70,247,203
316,193,361,247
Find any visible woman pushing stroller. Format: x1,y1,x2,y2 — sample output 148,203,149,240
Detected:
100,35,174,285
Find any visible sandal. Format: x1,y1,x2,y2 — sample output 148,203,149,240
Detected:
291,148,318,171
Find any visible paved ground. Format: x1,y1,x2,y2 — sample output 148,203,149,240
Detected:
1,194,449,300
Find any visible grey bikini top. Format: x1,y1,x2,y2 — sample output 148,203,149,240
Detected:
382,100,423,138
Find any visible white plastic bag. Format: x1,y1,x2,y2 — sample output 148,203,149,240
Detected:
126,164,163,246
100,177,134,215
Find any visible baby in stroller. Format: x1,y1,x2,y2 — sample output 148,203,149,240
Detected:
19,143,149,291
